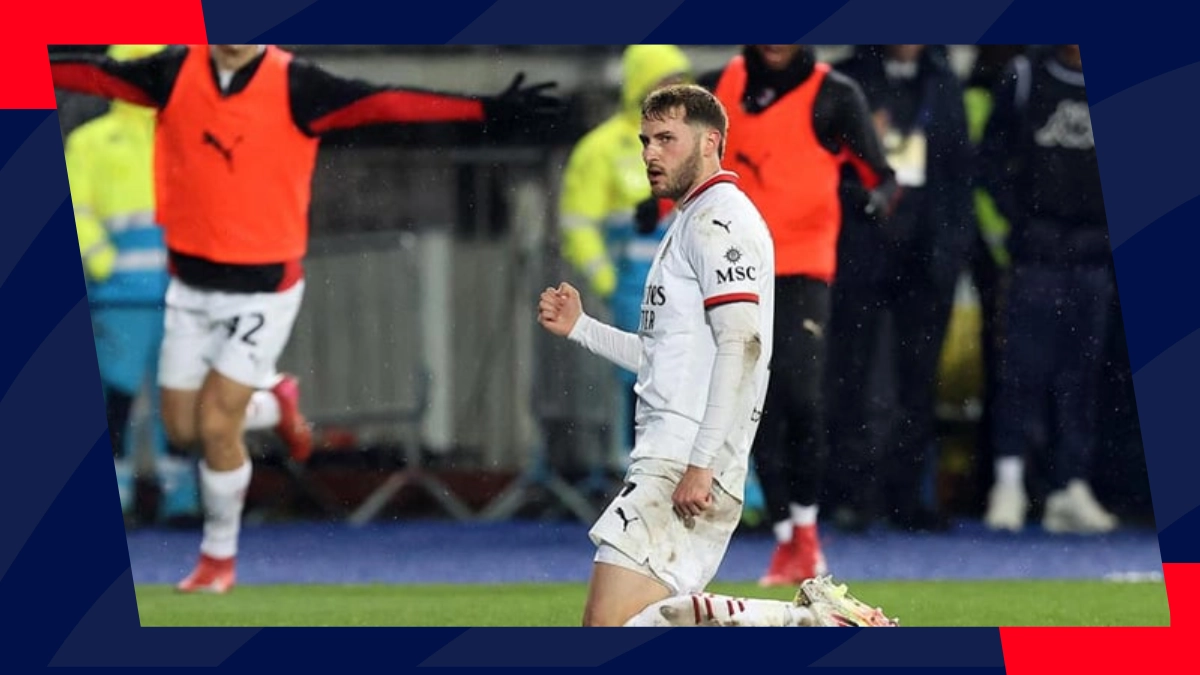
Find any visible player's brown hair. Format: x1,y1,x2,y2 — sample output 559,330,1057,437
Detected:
642,83,729,158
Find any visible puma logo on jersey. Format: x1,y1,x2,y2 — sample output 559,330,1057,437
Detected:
712,219,731,233
615,507,640,532
203,131,242,168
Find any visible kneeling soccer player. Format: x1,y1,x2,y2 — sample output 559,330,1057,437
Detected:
538,84,897,628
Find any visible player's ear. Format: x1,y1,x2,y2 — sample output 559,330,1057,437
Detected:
705,128,721,159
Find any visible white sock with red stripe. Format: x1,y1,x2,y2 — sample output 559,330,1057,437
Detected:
198,460,252,559
243,390,280,431
624,592,816,627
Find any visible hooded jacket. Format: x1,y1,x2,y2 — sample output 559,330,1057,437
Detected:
65,44,169,306
558,45,692,301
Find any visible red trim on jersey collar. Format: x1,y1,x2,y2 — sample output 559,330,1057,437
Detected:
679,170,740,209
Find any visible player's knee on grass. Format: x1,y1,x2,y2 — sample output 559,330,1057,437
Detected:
582,561,672,627
582,604,623,627
583,599,648,627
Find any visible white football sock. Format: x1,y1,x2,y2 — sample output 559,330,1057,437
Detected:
243,390,280,431
995,457,1024,488
773,519,793,544
198,460,252,559
790,503,818,527
624,593,816,627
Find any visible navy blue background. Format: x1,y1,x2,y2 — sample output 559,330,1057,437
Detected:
3,0,1197,668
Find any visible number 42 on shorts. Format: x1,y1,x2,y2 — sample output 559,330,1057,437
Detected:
225,312,266,346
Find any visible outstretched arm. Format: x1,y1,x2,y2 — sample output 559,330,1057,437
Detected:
537,282,639,373
50,46,186,108
568,312,641,374
290,59,563,136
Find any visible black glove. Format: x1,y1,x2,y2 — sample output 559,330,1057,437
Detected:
481,73,565,138
864,180,903,225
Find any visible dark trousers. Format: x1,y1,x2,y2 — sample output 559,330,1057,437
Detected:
990,264,1114,489
826,255,959,525
105,387,134,459
968,233,1008,510
752,275,830,524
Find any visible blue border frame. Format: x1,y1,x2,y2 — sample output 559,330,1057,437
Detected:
5,0,1200,669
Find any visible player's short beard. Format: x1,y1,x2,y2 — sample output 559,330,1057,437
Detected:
661,140,704,202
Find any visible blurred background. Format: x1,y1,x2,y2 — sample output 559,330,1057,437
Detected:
52,45,1155,591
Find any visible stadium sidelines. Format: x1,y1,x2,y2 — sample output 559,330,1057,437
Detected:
126,520,1163,585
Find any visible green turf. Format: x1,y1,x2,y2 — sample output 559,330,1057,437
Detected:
134,580,1170,627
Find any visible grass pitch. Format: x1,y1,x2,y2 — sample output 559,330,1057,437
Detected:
134,579,1170,627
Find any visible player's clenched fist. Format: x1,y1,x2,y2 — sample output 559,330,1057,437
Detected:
537,282,583,337
672,465,714,522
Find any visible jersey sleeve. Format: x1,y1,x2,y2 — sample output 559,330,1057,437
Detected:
681,205,768,309
50,47,186,109
289,58,486,136
822,71,893,191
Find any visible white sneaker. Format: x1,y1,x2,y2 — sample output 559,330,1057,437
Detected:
984,481,1028,532
1042,479,1118,534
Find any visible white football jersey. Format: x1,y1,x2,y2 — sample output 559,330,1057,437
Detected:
631,170,775,500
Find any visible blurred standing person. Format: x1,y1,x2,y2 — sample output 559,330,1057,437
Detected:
699,45,899,586
962,45,1026,517
980,45,1118,534
52,44,563,592
559,45,692,478
64,44,198,524
827,45,974,532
